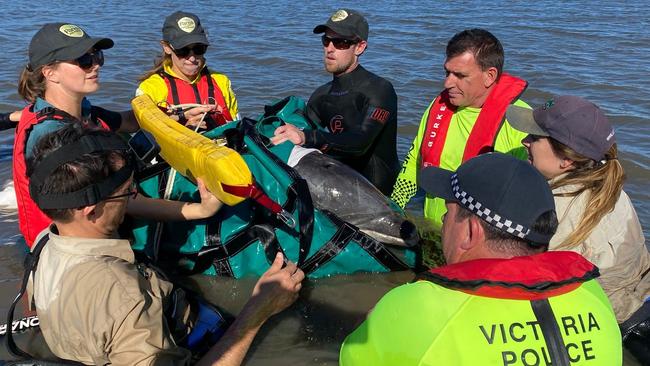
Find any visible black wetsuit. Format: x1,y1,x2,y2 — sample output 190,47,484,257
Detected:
303,65,399,195
0,112,14,131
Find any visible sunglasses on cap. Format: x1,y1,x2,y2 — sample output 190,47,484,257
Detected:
73,50,104,70
321,35,358,50
172,44,208,58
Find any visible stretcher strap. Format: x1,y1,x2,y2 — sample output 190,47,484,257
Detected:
221,183,283,216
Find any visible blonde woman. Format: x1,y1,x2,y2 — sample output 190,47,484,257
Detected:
506,95,649,327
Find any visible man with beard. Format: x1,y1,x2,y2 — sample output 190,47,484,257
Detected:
272,9,399,196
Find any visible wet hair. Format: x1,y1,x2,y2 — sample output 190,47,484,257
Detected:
446,28,504,77
138,48,172,82
455,206,557,255
548,140,624,249
17,63,55,103
27,124,130,222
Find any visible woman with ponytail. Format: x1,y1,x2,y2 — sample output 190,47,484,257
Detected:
136,11,239,131
507,95,649,325
14,23,221,248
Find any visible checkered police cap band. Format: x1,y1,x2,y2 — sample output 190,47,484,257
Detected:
451,174,531,239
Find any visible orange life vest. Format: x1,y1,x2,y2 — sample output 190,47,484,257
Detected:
420,73,527,168
13,105,110,247
161,67,233,129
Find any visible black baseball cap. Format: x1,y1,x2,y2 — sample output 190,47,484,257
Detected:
162,11,209,49
506,96,616,161
419,153,556,246
29,23,114,70
313,9,369,41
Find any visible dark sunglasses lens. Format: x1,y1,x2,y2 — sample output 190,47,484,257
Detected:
76,53,93,69
192,45,207,55
174,48,189,57
76,50,104,69
321,35,330,47
321,35,354,50
94,50,104,67
175,45,207,57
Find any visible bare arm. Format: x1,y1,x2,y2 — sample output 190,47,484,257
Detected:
196,253,304,366
126,178,222,221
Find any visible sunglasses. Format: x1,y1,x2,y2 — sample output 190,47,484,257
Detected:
74,50,104,70
321,35,358,50
172,44,208,58
103,181,138,201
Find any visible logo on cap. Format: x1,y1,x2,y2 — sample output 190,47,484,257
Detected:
331,9,349,22
59,24,84,38
177,17,196,33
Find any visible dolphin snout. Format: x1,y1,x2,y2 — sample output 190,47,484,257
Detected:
400,220,420,247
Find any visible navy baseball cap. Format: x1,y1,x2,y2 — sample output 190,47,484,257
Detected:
506,96,616,161
29,23,113,69
419,153,556,246
313,9,369,41
162,11,209,49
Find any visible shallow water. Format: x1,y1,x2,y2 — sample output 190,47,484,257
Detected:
0,1,648,364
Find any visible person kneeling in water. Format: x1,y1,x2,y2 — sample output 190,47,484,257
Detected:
506,95,650,361
25,124,304,365
137,11,239,131
340,153,622,365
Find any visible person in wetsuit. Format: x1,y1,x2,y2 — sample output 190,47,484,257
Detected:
272,9,399,196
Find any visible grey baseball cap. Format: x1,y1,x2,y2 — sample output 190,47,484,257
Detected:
419,153,556,246
313,9,369,41
28,23,113,69
506,96,615,161
162,11,209,49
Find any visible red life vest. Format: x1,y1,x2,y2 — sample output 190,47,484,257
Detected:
161,67,233,128
13,104,110,247
420,73,527,168
422,251,599,300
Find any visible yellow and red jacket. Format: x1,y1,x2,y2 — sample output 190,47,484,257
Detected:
136,62,238,128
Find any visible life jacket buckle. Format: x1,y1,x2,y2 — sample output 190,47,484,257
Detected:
277,209,296,229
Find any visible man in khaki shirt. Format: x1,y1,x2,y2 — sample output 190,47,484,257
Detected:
27,125,304,365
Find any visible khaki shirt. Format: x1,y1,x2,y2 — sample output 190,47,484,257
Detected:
551,183,650,322
28,228,192,365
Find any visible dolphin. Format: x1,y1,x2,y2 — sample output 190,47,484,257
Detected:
289,147,419,247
